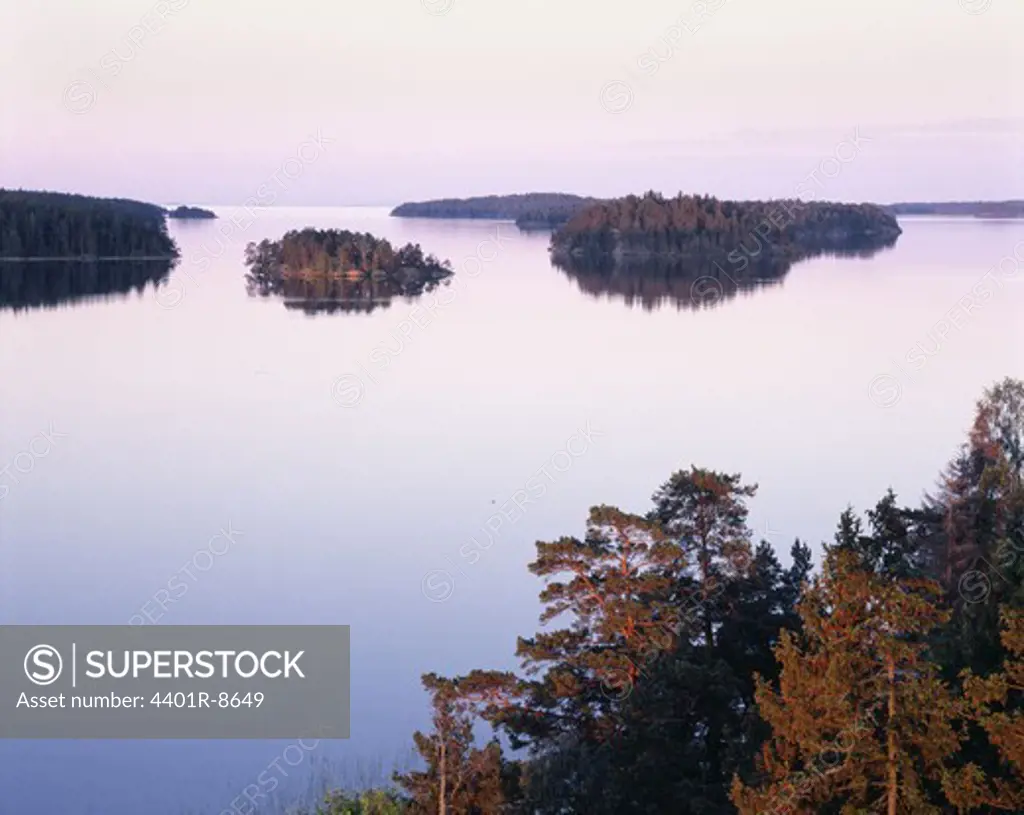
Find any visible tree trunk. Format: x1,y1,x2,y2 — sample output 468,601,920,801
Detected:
439,740,447,815
887,653,897,815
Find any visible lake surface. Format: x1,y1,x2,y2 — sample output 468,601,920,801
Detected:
1,208,1022,814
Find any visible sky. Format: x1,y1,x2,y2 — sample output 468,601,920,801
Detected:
1,0,1021,205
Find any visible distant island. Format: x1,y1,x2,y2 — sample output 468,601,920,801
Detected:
0,189,179,260
885,200,1024,219
391,193,600,230
243,228,453,314
165,205,217,220
394,193,1024,228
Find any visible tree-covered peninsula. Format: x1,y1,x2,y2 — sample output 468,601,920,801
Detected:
243,228,453,313
166,205,217,219
0,189,179,259
391,193,599,230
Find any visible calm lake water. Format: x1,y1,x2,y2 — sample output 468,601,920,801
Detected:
1,207,1022,814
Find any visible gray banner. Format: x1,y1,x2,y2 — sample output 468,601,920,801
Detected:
0,625,350,739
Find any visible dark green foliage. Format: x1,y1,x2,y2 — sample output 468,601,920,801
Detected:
450,475,809,814
826,490,929,581
0,188,178,258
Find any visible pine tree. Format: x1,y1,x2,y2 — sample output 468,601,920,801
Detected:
394,674,507,815
509,505,678,746
648,467,758,794
732,550,963,814
828,490,927,581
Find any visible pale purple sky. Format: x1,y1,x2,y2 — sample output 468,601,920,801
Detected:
1,0,1021,205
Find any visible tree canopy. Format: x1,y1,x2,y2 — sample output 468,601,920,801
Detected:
318,377,1024,814
550,191,901,261
243,229,453,313
0,188,178,259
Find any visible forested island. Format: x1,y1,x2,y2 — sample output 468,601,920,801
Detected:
0,189,179,259
886,200,1024,218
243,228,453,314
391,193,599,230
297,377,1024,814
544,192,900,310
165,205,217,219
551,191,901,260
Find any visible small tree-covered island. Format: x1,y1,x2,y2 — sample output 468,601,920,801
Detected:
165,204,217,219
243,228,453,314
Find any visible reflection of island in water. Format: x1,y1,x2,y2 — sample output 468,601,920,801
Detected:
275,274,450,316
552,240,898,312
244,229,453,316
0,260,175,312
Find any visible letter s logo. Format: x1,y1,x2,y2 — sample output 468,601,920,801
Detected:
24,645,63,686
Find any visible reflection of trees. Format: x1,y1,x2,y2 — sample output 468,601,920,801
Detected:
0,260,174,312
251,271,450,317
552,238,899,312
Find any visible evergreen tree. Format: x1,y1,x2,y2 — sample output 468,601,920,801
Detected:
732,550,963,814
394,674,507,815
648,467,758,796
827,490,927,580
